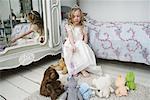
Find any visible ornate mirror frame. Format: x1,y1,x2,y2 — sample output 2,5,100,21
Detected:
0,0,62,70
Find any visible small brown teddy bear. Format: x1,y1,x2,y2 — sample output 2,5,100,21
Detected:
51,57,68,74
40,66,65,100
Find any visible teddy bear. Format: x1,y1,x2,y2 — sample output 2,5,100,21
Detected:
115,75,128,96
51,57,68,74
125,72,136,90
92,74,114,98
40,66,65,100
61,76,83,100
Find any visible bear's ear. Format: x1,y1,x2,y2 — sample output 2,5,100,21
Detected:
50,73,56,79
50,71,59,80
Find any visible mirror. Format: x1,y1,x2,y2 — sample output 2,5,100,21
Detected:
0,0,62,69
0,0,45,52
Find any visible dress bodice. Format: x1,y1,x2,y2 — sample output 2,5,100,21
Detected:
71,26,83,41
66,24,87,41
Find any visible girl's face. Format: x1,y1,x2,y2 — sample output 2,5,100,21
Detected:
72,10,81,25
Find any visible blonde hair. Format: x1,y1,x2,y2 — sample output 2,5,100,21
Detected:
68,8,85,26
28,10,44,36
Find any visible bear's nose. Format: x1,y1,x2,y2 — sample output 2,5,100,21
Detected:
98,90,100,92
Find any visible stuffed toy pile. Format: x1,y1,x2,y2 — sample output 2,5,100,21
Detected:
40,67,65,100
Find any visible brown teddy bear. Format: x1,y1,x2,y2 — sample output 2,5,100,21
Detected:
51,57,68,74
40,66,65,100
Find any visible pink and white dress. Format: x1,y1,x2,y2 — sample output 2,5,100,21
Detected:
63,24,101,76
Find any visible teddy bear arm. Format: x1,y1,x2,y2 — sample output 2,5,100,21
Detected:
62,66,68,74
109,86,114,93
115,88,120,96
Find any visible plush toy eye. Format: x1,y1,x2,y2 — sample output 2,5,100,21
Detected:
98,90,100,92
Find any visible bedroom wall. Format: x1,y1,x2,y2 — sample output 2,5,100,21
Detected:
61,0,77,7
80,0,150,22
0,0,20,20
149,1,150,21
0,0,41,21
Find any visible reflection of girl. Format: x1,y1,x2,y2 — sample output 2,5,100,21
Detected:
11,10,44,43
63,7,97,77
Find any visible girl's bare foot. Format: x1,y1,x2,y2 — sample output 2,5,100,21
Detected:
73,74,78,77
81,70,90,77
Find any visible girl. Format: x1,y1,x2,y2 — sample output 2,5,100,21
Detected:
63,7,97,77
11,10,44,43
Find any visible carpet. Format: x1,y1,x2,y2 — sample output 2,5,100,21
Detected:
24,73,150,100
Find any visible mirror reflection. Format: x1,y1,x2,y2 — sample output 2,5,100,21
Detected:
0,0,45,52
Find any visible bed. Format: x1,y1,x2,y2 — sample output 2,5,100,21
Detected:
86,17,150,65
11,23,39,45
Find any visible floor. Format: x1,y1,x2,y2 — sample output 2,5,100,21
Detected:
0,55,150,100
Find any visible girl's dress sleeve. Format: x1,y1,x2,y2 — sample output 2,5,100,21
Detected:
65,24,72,32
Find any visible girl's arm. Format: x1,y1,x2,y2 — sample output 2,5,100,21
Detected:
11,30,33,43
83,32,88,44
68,30,76,49
65,24,76,51
82,27,88,44
68,31,75,46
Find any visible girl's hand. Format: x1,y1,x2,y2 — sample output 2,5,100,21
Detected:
72,45,76,53
39,36,45,43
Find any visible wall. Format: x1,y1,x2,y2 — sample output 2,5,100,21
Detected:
80,0,150,21
0,0,20,20
0,0,41,21
32,0,41,13
149,0,150,21
61,0,76,7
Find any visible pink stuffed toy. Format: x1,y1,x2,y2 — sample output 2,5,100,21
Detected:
115,75,128,96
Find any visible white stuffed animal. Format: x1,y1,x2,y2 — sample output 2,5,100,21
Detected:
92,74,114,98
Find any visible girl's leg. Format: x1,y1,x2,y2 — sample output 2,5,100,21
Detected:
63,47,73,76
81,69,90,77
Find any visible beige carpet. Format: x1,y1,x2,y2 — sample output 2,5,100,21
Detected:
24,73,150,100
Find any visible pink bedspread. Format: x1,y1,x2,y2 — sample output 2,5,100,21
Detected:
87,17,150,65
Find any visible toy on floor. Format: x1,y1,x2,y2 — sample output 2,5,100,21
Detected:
51,57,68,74
115,75,128,96
125,72,136,90
61,76,83,100
79,83,94,100
92,74,114,98
40,67,65,100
